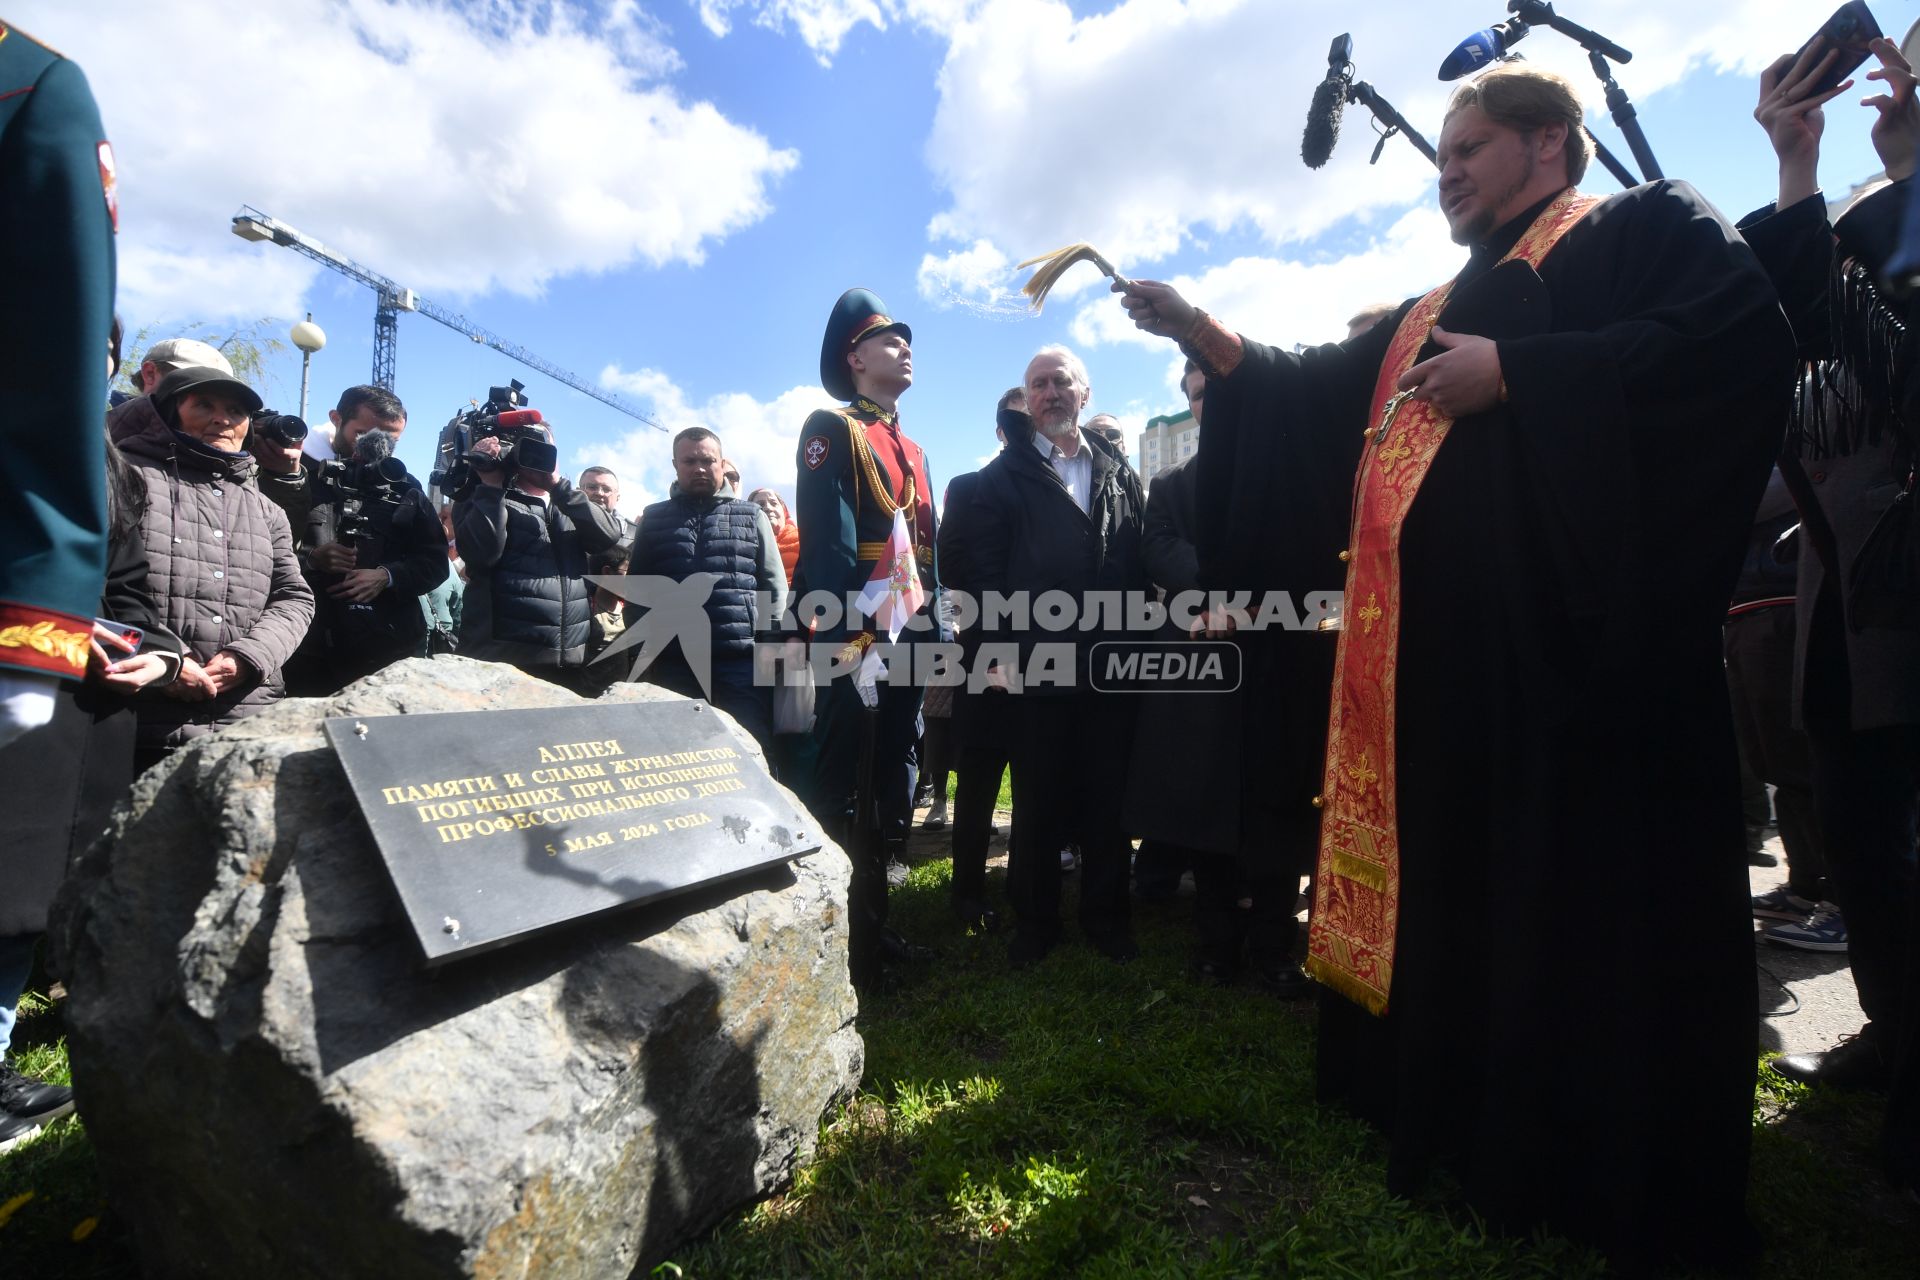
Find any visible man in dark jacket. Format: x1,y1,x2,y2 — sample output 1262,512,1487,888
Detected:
284,387,447,692
1745,38,1920,1195
936,386,1021,932
1123,363,1320,997
627,427,785,745
453,421,623,688
956,345,1147,967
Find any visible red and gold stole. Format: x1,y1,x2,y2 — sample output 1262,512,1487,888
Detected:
1304,188,1601,1016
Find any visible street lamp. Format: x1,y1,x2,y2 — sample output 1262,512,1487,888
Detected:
290,313,326,423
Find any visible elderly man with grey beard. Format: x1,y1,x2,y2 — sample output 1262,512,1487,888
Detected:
950,345,1147,968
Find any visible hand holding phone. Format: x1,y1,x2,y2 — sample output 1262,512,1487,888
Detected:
1794,2,1884,96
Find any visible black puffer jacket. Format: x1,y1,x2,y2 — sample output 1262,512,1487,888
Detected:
454,478,623,668
108,394,316,750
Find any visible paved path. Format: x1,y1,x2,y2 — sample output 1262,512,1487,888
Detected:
1749,830,1864,1060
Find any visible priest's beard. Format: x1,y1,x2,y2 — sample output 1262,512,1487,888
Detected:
1450,152,1535,246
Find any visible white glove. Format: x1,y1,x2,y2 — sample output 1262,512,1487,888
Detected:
854,646,885,709
0,672,60,750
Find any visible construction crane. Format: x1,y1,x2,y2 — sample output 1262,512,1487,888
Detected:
230,205,660,429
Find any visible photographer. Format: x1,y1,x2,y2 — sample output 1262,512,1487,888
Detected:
268,387,447,692
453,417,623,688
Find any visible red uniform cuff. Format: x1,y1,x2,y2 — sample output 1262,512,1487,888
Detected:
0,601,93,680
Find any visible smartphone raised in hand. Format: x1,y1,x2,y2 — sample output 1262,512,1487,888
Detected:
1795,1,1884,96
92,617,146,653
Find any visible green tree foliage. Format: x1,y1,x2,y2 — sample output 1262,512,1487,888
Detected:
114,318,287,402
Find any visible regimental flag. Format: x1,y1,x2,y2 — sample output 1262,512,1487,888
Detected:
855,508,926,642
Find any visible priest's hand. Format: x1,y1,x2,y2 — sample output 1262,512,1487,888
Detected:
1113,279,1195,339
1397,327,1503,418
1865,37,1920,181
1756,41,1850,207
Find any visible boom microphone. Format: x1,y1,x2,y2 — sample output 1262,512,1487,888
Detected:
1302,79,1345,169
1438,16,1531,81
1302,33,1354,169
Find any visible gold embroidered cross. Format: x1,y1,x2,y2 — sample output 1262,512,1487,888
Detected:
1377,438,1414,474
1357,591,1382,634
1346,749,1379,791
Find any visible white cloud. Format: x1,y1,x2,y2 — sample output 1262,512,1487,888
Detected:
916,0,1850,281
1070,204,1462,392
589,366,826,513
916,239,1016,307
695,0,972,61
23,0,797,328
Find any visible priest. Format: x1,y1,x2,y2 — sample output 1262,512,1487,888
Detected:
1116,63,1794,1269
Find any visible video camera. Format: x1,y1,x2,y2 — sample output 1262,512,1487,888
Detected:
429,379,559,503
314,441,413,557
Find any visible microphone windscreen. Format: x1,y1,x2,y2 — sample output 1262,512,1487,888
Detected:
1302,77,1345,169
352,428,396,463
1439,29,1499,81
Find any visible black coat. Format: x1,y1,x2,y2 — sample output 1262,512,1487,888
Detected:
952,411,1147,696
1740,185,1920,729
937,468,1007,753
299,459,449,679
1200,181,1795,1267
1123,458,1239,852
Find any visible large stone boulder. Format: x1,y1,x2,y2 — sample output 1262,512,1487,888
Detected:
51,657,862,1279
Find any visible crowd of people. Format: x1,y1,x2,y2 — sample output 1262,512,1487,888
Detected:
4,16,1919,1275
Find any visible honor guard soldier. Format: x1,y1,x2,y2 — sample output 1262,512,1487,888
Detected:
0,18,116,1146
795,288,938,988
0,20,115,747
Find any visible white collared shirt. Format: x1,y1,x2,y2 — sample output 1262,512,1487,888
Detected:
1031,429,1092,513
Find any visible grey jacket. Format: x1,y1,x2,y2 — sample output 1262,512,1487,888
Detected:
109,395,316,749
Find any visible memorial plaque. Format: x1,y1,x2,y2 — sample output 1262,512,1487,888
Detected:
324,701,821,965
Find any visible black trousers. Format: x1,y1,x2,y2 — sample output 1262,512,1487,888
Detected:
1006,693,1131,944
1725,606,1827,894
950,688,1010,906
1802,599,1919,1035
808,676,923,984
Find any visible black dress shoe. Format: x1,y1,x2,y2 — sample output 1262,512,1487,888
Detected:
1768,1033,1889,1091
1250,960,1314,1000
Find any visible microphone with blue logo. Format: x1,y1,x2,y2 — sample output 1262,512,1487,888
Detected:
1434,1,1657,189
1437,16,1533,82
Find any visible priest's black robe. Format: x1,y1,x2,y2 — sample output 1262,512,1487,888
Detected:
1193,181,1797,1270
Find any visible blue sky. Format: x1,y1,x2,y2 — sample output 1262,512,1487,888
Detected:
27,0,1907,511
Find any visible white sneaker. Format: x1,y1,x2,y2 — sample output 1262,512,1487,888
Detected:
1060,846,1079,872
923,797,949,829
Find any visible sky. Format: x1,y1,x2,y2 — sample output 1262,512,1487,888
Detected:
24,0,1911,514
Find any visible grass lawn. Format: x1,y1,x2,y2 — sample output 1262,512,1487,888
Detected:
4,841,1914,1277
